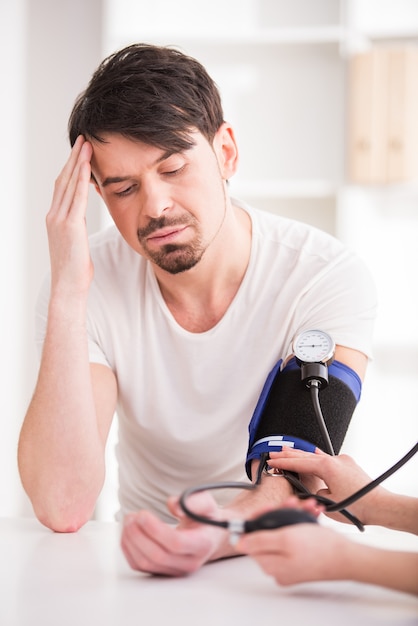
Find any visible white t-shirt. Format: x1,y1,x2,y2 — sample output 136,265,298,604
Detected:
35,200,377,522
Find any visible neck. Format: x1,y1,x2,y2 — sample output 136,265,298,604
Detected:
154,204,252,333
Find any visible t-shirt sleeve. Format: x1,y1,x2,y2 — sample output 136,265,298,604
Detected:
288,249,378,360
34,273,112,368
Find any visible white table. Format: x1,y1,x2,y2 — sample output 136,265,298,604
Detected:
1,517,417,626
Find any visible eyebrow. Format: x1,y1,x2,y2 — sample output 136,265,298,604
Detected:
100,149,179,188
101,175,133,188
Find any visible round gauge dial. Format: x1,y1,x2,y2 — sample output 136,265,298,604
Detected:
293,329,335,365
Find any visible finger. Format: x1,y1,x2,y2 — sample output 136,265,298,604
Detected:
170,491,219,523
121,512,185,575
267,454,323,475
167,496,183,521
58,142,92,221
121,511,212,575
269,448,323,460
268,447,332,474
50,136,86,213
68,158,92,222
50,139,92,220
121,515,189,576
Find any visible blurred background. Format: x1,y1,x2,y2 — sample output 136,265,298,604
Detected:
1,0,417,521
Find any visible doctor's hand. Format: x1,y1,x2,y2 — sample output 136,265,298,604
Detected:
46,135,94,297
121,492,229,577
266,448,386,526
236,500,418,595
232,497,335,587
236,518,357,587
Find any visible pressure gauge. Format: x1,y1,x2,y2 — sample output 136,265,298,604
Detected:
293,329,335,366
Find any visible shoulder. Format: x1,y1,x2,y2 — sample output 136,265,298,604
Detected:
237,199,350,265
237,197,377,308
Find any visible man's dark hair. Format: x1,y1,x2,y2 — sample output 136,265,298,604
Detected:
68,43,225,152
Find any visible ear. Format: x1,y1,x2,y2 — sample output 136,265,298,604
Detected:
213,122,239,179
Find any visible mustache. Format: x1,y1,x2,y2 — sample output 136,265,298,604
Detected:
137,215,192,239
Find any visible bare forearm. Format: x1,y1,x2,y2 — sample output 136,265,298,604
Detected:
365,492,418,534
18,298,110,531
346,543,418,595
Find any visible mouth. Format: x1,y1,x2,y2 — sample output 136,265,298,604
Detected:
146,225,189,245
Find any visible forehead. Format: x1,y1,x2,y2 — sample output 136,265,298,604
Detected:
91,132,210,182
91,134,172,166
93,131,209,160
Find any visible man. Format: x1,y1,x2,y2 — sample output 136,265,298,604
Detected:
18,43,377,576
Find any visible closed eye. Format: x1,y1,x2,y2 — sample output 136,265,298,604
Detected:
163,165,186,177
115,185,136,197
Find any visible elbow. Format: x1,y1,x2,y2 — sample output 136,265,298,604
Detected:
34,501,95,533
23,483,97,532
18,461,101,533
18,453,102,532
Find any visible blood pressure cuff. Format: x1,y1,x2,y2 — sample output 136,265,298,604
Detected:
245,358,361,479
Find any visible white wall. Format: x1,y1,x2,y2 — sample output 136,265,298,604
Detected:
0,0,103,517
0,0,27,517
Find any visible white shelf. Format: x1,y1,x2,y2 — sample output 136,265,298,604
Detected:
364,27,418,40
229,179,338,199
109,26,349,48
109,25,418,51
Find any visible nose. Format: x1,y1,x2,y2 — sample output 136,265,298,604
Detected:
140,179,173,219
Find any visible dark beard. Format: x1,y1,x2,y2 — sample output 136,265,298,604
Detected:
147,242,204,274
137,216,204,274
